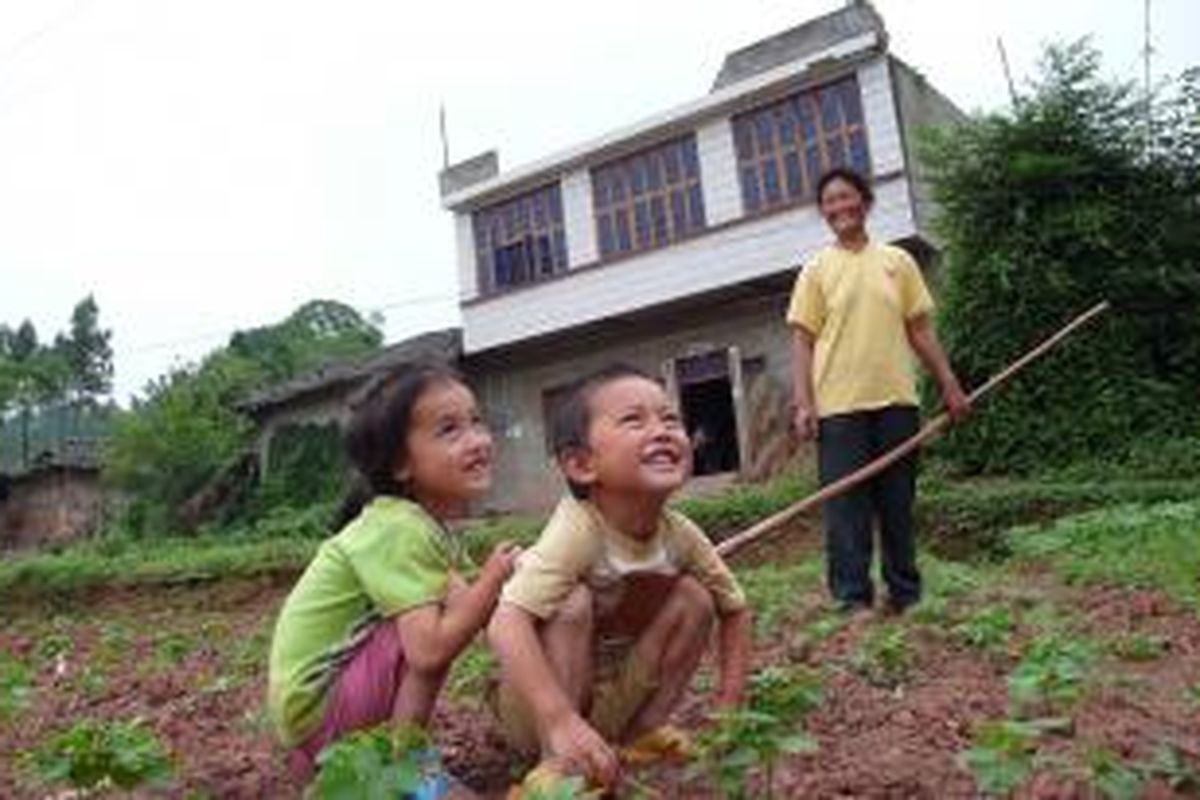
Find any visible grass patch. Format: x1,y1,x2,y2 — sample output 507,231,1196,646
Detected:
737,558,823,637
1006,500,1200,610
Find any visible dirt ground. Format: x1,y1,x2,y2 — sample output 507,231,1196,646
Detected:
2,551,1199,798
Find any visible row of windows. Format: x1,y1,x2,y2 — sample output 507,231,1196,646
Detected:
472,75,871,294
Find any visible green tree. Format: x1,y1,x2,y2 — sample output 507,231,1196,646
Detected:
54,295,113,407
921,41,1200,473
104,299,381,534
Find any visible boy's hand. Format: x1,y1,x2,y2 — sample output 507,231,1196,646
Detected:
481,541,522,586
545,713,620,789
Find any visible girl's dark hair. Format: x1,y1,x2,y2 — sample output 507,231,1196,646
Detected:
549,363,655,499
334,361,464,528
816,167,874,208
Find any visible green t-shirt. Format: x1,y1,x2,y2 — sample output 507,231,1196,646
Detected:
267,496,472,746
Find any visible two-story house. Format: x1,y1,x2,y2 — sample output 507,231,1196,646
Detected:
441,2,963,512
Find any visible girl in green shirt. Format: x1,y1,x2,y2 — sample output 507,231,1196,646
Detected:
267,363,520,791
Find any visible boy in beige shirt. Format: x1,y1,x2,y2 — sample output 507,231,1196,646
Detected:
487,364,752,792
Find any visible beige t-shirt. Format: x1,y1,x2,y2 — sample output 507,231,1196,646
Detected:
501,495,746,622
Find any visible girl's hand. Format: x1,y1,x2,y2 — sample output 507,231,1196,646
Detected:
481,541,521,586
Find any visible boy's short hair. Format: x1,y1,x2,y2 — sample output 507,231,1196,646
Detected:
550,363,656,499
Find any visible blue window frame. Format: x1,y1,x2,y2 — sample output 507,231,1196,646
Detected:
472,183,567,294
732,75,870,215
591,134,706,259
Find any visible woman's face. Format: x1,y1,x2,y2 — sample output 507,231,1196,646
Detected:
819,177,869,240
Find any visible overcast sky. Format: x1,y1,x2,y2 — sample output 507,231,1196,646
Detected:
1,0,1195,403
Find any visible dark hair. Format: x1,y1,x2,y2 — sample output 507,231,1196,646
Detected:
334,361,464,528
549,363,655,499
816,167,874,208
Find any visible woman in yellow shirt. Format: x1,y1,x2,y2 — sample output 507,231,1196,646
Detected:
788,167,970,615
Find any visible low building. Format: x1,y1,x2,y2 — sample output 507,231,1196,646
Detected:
442,2,964,512
0,452,103,551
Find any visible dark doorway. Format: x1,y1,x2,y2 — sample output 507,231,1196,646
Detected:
680,376,740,475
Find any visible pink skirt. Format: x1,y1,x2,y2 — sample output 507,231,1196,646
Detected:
288,620,407,781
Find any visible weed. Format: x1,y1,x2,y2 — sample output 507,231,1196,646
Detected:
1108,633,1166,662
0,653,34,720
739,560,823,637
959,717,1070,797
1086,747,1143,800
1008,636,1094,713
692,665,823,799
445,644,496,702
154,632,194,666
1140,745,1199,793
1186,681,1200,707
852,625,913,687
955,606,1014,652
312,723,439,799
37,631,74,662
28,718,172,791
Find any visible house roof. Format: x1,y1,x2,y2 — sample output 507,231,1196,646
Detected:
711,2,887,91
439,4,887,211
237,328,462,417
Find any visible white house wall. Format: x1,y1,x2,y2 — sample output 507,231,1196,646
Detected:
454,212,477,301
462,176,913,354
857,56,906,177
696,118,743,225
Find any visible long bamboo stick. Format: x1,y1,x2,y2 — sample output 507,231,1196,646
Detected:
715,300,1111,560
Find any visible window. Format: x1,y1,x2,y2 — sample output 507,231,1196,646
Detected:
472,183,567,294
733,76,870,215
592,135,706,259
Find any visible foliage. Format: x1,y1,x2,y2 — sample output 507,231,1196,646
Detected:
104,299,380,534
920,41,1200,474
311,724,437,800
1008,635,1094,712
960,717,1071,797
28,718,172,791
693,665,822,799
674,468,816,540
1006,500,1200,609
955,605,1014,653
852,625,913,687
1086,747,1143,800
0,653,34,721
739,559,823,636
1107,633,1166,663
251,423,349,513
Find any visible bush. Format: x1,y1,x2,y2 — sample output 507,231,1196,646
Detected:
921,42,1200,474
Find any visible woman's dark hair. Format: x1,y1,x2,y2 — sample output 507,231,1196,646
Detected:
334,361,464,528
549,363,655,499
816,167,874,208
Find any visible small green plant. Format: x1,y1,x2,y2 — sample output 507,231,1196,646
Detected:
445,643,496,702
1140,745,1199,793
1008,636,1093,712
154,632,193,666
312,723,438,799
852,625,913,687
29,718,172,791
0,653,34,720
1186,681,1200,707
692,666,823,799
1108,633,1166,662
38,632,74,662
1086,747,1143,800
955,606,1014,652
959,717,1070,797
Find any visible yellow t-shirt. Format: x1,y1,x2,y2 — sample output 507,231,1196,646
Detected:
501,495,746,622
786,242,934,418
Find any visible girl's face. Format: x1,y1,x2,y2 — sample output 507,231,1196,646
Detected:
396,379,493,519
819,177,869,240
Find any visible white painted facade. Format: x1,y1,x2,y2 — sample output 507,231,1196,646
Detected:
452,52,926,355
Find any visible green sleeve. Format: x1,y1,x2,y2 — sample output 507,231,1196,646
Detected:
342,515,451,617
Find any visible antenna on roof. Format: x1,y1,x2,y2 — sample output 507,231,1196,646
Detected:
439,103,450,169
997,37,1019,110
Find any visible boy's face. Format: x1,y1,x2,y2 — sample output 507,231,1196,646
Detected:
564,376,692,499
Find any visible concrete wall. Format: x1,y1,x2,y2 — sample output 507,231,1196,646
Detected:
890,57,967,242
0,469,103,551
465,289,798,513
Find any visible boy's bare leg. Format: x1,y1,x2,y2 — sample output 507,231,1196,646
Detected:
539,584,595,714
623,576,715,740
